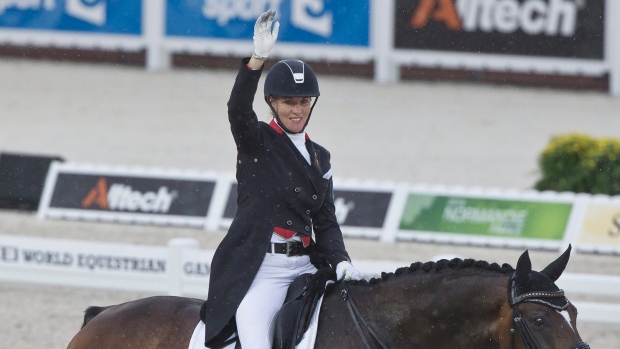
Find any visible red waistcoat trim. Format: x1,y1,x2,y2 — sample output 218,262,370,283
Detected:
274,226,311,247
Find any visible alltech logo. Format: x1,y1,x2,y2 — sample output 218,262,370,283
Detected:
81,177,178,213
48,172,215,218
394,0,604,59
410,0,584,36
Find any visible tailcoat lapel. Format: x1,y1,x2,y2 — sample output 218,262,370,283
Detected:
269,119,327,194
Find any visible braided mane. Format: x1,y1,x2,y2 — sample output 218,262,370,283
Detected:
362,258,515,285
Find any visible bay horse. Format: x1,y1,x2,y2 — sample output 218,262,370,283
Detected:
67,246,589,348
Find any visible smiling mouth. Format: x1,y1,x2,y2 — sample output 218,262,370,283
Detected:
290,117,302,122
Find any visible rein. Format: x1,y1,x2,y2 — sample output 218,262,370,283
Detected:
340,281,388,349
507,273,590,349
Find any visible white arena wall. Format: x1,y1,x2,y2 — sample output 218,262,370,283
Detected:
36,162,620,255
20,160,620,325
0,0,619,95
1,234,619,324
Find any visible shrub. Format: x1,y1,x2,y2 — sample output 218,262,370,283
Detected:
535,133,620,195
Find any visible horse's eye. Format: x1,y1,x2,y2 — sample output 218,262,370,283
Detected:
532,317,545,327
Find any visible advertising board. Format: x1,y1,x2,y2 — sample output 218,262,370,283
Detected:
0,0,141,34
398,194,573,244
0,234,167,276
50,174,214,217
38,163,220,227
576,202,620,252
166,0,370,46
0,235,214,295
394,0,605,59
222,183,393,235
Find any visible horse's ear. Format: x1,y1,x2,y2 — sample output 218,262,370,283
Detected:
540,244,572,282
515,249,532,287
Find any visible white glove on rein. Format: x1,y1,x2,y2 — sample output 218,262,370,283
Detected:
336,261,364,281
253,9,280,60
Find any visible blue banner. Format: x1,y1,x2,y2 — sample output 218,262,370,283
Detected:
167,0,369,46
0,0,141,34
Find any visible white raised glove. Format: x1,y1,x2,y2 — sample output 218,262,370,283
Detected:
336,261,364,281
253,9,279,60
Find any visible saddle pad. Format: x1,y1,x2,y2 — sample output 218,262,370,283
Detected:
189,295,326,349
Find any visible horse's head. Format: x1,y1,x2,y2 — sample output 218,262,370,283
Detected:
509,245,590,349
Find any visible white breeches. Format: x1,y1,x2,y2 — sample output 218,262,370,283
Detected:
236,241,317,349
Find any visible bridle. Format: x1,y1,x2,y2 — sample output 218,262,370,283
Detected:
340,274,591,349
340,281,388,349
508,273,590,349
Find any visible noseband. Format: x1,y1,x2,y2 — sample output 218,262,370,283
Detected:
508,273,590,349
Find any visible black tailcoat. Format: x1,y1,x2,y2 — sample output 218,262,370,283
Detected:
203,58,350,345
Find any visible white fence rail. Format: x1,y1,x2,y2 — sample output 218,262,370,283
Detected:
35,161,620,255
0,0,618,96
1,234,619,323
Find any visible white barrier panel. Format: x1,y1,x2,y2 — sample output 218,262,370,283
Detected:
32,159,620,254
0,234,213,296
0,0,618,95
37,162,230,230
34,160,620,255
0,234,171,293
1,235,618,323
570,195,620,255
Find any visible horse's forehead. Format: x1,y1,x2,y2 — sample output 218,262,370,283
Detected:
516,271,569,309
521,271,559,292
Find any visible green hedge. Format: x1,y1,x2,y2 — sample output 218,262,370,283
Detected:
535,133,620,195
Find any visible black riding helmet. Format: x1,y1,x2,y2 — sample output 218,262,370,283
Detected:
264,59,320,134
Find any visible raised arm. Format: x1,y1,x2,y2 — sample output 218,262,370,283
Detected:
227,10,280,152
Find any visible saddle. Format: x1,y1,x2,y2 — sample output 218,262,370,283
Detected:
203,267,336,349
271,267,336,349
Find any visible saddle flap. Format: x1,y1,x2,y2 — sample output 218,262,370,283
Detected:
285,273,313,303
271,267,336,349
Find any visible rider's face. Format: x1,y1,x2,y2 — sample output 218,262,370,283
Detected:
270,96,312,133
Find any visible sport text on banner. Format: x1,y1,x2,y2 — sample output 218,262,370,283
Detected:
166,0,369,46
0,0,141,34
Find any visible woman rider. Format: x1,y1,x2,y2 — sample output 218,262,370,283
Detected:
201,10,364,349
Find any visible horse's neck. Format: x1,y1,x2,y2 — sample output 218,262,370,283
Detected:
344,271,511,348
357,270,507,306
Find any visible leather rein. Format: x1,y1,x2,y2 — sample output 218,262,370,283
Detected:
508,273,590,349
340,281,388,349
